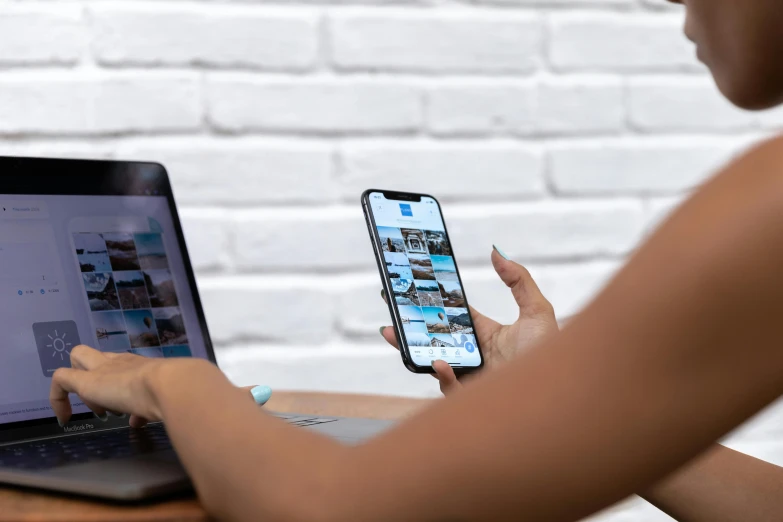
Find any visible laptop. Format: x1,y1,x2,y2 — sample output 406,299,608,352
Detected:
0,156,393,500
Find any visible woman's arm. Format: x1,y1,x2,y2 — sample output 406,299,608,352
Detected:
150,361,351,522
642,444,783,522
326,134,783,521
53,134,783,522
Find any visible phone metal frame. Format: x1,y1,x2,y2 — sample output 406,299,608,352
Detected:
361,189,484,375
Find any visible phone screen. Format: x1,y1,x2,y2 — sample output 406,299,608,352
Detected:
366,191,483,370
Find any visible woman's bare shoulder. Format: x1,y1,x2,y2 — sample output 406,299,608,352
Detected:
648,132,783,302
687,133,783,211
725,133,783,176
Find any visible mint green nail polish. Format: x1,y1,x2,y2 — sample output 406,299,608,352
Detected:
95,412,109,422
58,419,65,428
493,244,510,261
251,385,273,406
379,326,385,336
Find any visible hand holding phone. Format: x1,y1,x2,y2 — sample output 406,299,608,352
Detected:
362,190,484,375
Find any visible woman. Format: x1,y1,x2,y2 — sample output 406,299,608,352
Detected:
50,0,783,520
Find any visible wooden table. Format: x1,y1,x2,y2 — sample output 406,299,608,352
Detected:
0,392,428,522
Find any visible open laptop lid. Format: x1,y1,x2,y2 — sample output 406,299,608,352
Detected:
0,157,215,444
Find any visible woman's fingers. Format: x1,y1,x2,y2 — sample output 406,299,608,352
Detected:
50,366,109,425
380,288,476,390
239,385,273,406
85,400,109,421
379,322,462,386
467,305,502,345
50,367,83,426
380,291,400,350
69,344,107,370
68,346,110,419
60,382,270,429
381,276,501,350
432,360,462,395
380,326,399,350
491,247,555,319
381,285,500,347
129,415,149,429
250,385,273,406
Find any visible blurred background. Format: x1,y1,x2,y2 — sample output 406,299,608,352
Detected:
1,1,781,519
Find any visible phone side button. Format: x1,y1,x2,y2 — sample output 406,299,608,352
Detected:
367,225,379,251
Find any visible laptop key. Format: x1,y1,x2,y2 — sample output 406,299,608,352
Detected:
286,418,339,427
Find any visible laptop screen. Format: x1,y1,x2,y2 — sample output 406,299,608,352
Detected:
0,188,209,426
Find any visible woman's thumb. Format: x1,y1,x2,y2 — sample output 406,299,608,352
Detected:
491,246,554,319
432,360,462,395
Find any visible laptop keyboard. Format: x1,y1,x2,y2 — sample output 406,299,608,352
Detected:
0,423,172,471
0,416,337,472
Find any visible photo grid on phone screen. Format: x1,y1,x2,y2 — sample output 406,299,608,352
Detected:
377,226,478,354
74,232,191,359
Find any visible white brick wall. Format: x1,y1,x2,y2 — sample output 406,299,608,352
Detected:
549,12,702,72
92,5,321,71
207,77,422,133
0,73,201,135
0,5,86,66
1,2,780,520
330,11,543,73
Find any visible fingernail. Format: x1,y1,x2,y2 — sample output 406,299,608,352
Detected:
57,419,65,428
251,385,273,406
381,289,386,299
379,326,385,336
493,244,510,261
95,412,109,422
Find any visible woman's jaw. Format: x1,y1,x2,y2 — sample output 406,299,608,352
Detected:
676,0,783,111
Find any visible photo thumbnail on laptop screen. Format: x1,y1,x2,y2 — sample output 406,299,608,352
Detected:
0,196,208,425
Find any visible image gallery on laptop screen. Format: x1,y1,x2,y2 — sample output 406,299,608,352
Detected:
0,195,208,425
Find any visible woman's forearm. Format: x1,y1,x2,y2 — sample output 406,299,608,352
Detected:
149,360,349,522
641,444,783,522
143,135,783,522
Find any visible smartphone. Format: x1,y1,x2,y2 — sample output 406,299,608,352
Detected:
362,190,484,375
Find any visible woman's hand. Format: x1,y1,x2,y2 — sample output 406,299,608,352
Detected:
49,346,269,428
381,247,559,394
